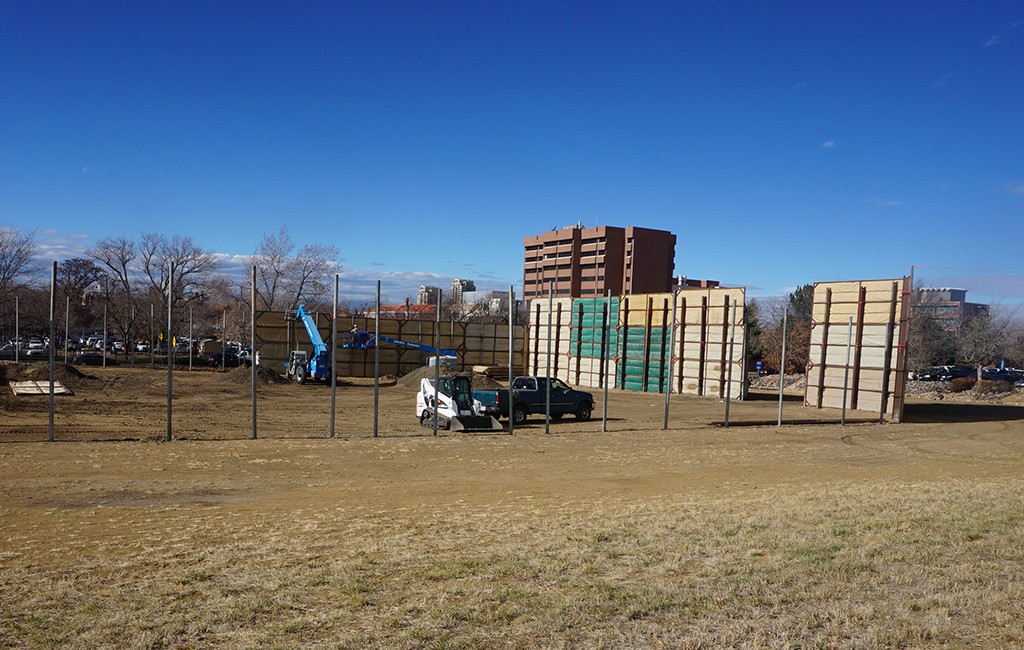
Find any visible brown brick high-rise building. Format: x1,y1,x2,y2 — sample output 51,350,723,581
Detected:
523,224,676,299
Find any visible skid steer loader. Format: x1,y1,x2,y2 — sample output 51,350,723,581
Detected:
416,375,503,432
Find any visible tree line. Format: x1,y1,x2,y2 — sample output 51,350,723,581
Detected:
0,226,342,349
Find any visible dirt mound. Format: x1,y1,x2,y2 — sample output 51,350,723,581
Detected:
2,362,96,387
397,365,506,390
222,365,289,385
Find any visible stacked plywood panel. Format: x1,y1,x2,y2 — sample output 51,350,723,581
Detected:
527,287,745,399
804,278,911,422
527,297,574,380
567,296,620,389
674,287,746,400
255,311,527,378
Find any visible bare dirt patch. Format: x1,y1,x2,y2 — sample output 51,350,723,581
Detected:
2,365,1024,647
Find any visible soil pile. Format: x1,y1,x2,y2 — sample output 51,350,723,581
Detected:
3,362,96,388
397,365,506,390
222,365,289,385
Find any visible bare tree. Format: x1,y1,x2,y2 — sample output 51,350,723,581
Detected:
89,233,217,349
140,232,218,311
956,312,1007,380
0,227,37,301
289,243,338,311
251,226,338,312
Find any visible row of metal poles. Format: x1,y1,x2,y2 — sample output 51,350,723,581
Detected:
29,264,863,443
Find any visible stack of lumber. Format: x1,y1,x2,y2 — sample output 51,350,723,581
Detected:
472,365,523,378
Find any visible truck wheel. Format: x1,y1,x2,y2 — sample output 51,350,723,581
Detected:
512,405,528,426
575,402,592,421
295,365,307,385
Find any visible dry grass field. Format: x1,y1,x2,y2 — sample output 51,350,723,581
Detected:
2,363,1024,648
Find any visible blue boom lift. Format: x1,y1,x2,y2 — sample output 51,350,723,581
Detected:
342,330,457,362
285,305,332,384
285,307,460,385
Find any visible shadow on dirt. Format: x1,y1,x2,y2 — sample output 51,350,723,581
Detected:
903,402,1024,424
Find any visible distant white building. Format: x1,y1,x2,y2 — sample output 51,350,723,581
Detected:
450,278,476,302
417,285,441,305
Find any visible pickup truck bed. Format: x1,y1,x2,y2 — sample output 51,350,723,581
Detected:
473,376,593,425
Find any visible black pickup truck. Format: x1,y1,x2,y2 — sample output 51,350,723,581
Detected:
473,376,594,426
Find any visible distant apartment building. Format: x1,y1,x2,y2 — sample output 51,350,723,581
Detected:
450,278,476,302
368,302,437,321
522,224,676,299
416,285,441,305
912,288,989,330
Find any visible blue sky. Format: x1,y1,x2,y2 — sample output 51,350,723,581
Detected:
2,2,1022,305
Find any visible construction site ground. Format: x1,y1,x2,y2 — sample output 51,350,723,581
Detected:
3,363,1024,647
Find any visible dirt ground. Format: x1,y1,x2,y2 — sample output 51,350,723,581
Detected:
3,363,1024,647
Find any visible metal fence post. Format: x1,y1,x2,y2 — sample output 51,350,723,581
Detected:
48,262,56,442
777,307,788,428
330,273,338,439
250,265,257,440
723,299,737,428
166,263,174,442
842,316,853,425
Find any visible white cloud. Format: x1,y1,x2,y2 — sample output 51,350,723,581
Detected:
984,35,1002,47
821,140,835,149
932,72,954,88
1006,181,1024,196
866,199,904,207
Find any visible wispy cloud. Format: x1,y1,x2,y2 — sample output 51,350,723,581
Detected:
985,19,1020,47
932,72,954,88
866,199,904,207
791,82,808,94
1006,180,1024,196
821,140,836,149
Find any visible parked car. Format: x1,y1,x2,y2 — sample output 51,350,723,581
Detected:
208,352,249,368
982,368,1021,383
914,365,975,381
72,352,119,366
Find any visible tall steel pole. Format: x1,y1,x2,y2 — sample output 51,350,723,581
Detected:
130,303,135,367
329,273,338,439
14,295,19,364
150,303,154,368
166,264,174,442
221,310,226,371
64,296,69,365
662,287,678,430
432,289,441,436
189,306,193,371
602,290,610,432
777,307,788,428
508,284,515,436
48,262,56,442
545,281,552,434
841,316,853,426
723,299,737,428
103,304,107,368
250,265,257,440
373,280,381,438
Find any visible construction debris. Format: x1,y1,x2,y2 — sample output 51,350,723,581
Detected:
9,380,74,396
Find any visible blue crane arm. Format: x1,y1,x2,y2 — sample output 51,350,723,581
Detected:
377,334,456,357
343,330,455,357
295,305,329,355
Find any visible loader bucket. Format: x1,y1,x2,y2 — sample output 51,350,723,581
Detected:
450,415,504,433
